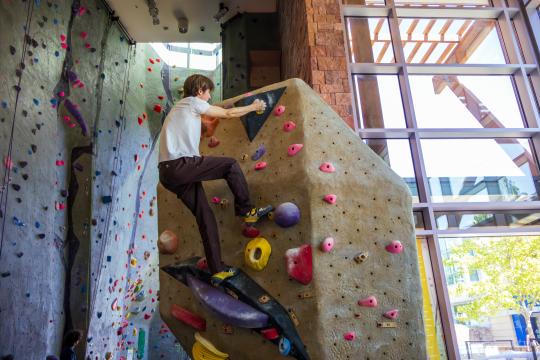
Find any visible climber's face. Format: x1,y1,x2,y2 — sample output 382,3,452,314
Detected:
197,88,211,102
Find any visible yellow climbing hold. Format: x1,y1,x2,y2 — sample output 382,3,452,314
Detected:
244,237,271,271
130,257,137,267
192,332,229,360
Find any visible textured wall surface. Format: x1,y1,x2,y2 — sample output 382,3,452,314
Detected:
158,78,426,359
0,1,200,359
278,0,355,129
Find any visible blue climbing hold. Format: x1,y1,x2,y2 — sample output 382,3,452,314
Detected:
33,98,39,106
95,170,101,176
50,98,58,105
35,221,40,228
278,337,291,356
13,217,26,227
1,101,7,109
102,195,112,204
53,19,58,25
54,51,60,57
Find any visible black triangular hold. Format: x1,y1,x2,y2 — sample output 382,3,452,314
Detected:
235,86,286,142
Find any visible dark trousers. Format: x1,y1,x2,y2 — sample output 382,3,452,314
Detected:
158,156,254,273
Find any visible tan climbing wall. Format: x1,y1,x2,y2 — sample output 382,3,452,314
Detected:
157,78,426,360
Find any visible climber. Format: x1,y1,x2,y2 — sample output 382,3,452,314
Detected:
158,74,273,284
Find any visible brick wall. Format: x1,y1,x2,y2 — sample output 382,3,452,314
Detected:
278,0,355,129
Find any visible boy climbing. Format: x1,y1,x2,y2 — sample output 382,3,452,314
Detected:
158,74,273,284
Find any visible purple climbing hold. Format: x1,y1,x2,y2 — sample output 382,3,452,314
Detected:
274,202,301,228
251,144,266,161
67,70,78,82
64,99,88,136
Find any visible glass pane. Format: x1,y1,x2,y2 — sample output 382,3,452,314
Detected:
439,236,539,359
347,18,395,63
414,211,426,229
399,19,506,64
354,75,406,128
417,237,448,360
435,210,540,230
190,53,218,71
343,0,386,6
365,139,419,202
409,75,525,128
421,138,540,202
395,0,490,7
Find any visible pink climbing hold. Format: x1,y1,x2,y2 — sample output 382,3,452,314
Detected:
285,244,313,285
4,156,13,170
61,43,68,49
358,295,378,308
385,240,403,254
383,309,399,320
84,43,91,49
78,6,86,16
56,160,65,166
274,105,285,116
254,162,267,171
58,91,65,97
208,136,220,148
244,92,253,97
320,237,335,252
196,257,208,270
323,194,337,204
134,154,139,162
287,144,303,157
60,34,66,42
211,197,221,204
111,298,118,311
80,31,88,39
319,162,335,173
343,331,356,341
283,121,296,132
156,58,161,63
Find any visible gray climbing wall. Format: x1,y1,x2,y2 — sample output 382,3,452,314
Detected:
0,1,193,359
157,78,426,359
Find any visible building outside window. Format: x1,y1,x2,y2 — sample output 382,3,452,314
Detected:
343,0,540,358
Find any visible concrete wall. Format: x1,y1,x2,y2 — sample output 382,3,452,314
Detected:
0,1,192,358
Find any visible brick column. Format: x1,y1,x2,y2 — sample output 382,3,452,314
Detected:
278,0,355,129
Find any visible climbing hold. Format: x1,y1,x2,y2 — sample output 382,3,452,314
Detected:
158,230,178,254
208,136,220,148
60,34,66,42
149,58,155,64
254,161,267,171
385,240,403,254
261,328,279,340
244,237,271,271
251,144,266,161
283,121,296,132
55,160,65,166
241,153,249,161
274,202,300,228
343,331,356,341
211,196,221,204
358,295,378,308
278,337,291,356
153,104,162,113
4,156,13,170
137,116,143,125
274,105,285,116
130,257,137,267
170,304,206,331
9,45,16,55
323,194,337,204
63,99,88,136
196,257,208,270
147,67,152,72
102,195,112,204
12,216,26,227
383,309,399,320
354,251,369,263
285,244,313,285
80,31,87,39
320,237,335,252
319,162,335,173
287,143,303,157
58,91,65,97
242,225,260,238
192,332,229,360
220,199,229,209
111,298,119,311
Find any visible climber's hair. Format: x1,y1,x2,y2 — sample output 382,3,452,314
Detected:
63,329,82,348
183,74,214,98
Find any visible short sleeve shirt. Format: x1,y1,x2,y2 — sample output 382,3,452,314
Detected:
158,96,210,162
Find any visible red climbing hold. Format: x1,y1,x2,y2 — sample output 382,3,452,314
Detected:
149,58,155,64
61,43,68,49
156,58,161,62
283,121,296,132
142,112,148,120
285,244,313,285
84,43,91,49
60,34,66,42
343,331,356,341
261,328,280,340
196,257,208,270
147,67,152,72
383,309,399,320
144,313,151,320
242,225,260,238
287,144,304,157
153,104,162,113
80,31,88,39
319,162,336,173
137,116,143,125
274,105,285,116
56,160,65,166
157,95,164,100
323,194,337,204
385,240,403,254
170,304,206,331
358,295,378,308
4,156,13,170
254,162,267,171
211,197,221,204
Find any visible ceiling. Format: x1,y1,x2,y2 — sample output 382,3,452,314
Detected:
107,0,277,43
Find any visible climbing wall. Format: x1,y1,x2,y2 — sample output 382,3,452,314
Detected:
0,1,189,359
157,78,426,359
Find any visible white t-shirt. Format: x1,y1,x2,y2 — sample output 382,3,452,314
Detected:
158,96,210,162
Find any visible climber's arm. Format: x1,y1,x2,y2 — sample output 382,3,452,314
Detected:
204,99,266,119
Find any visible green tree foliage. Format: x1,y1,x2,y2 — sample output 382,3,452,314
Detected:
445,236,540,335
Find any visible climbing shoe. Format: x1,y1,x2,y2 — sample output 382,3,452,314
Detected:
211,267,238,286
242,205,274,224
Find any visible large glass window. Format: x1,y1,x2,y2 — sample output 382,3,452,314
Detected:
435,210,540,229
347,18,395,63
